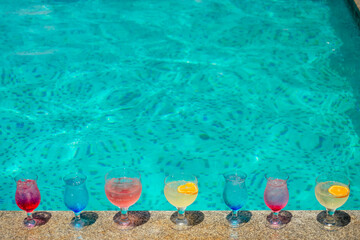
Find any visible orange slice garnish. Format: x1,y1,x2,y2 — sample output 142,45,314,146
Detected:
328,185,350,198
177,182,198,195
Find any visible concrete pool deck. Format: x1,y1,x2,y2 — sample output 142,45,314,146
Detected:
351,0,360,18
1,210,360,240
355,0,360,11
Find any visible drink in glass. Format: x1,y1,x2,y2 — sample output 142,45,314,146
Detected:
223,170,248,228
164,172,198,230
64,173,89,229
105,168,142,229
14,172,41,228
315,173,350,231
263,172,289,229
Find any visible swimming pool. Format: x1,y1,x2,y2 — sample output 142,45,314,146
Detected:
1,0,360,211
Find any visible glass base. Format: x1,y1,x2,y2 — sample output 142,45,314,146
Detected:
114,215,134,230
320,222,339,231
317,210,340,231
23,218,36,228
226,212,246,228
70,218,85,230
266,212,286,230
114,222,134,230
171,220,192,231
265,220,286,230
169,212,192,231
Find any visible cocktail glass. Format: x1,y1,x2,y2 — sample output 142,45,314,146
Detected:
164,172,198,230
105,168,142,230
315,173,350,231
264,172,289,229
14,172,41,228
64,173,89,229
223,170,248,228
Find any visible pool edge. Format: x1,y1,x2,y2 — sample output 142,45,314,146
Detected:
1,210,359,239
349,0,360,23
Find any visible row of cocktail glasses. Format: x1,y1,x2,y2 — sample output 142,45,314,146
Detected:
14,169,350,231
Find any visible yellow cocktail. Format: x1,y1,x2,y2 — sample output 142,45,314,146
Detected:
315,173,350,231
315,181,349,210
164,173,198,230
164,180,198,208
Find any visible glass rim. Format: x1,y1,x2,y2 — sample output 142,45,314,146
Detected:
14,171,38,182
315,172,350,186
265,172,289,181
63,172,87,183
105,167,141,181
164,172,198,184
223,170,247,181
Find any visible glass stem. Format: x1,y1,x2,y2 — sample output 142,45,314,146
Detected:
27,212,33,221
23,211,36,228
177,207,186,221
232,210,239,220
325,209,336,226
74,212,81,221
120,208,129,222
176,207,188,225
271,211,281,224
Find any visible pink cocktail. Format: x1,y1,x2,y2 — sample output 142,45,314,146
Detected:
105,168,142,229
263,173,289,229
264,179,289,212
14,173,41,228
15,179,41,212
105,178,142,208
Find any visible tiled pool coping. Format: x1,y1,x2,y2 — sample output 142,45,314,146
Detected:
1,210,359,239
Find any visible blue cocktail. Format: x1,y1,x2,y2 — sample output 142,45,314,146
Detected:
64,173,89,229
223,170,248,228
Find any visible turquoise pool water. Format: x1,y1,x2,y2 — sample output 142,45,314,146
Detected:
1,0,360,211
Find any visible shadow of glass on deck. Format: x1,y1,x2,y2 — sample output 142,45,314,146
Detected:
32,211,52,226
113,211,151,227
226,210,252,224
78,212,99,227
170,211,205,226
316,210,351,227
266,210,293,225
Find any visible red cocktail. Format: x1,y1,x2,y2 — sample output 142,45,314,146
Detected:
14,173,41,228
263,172,289,229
